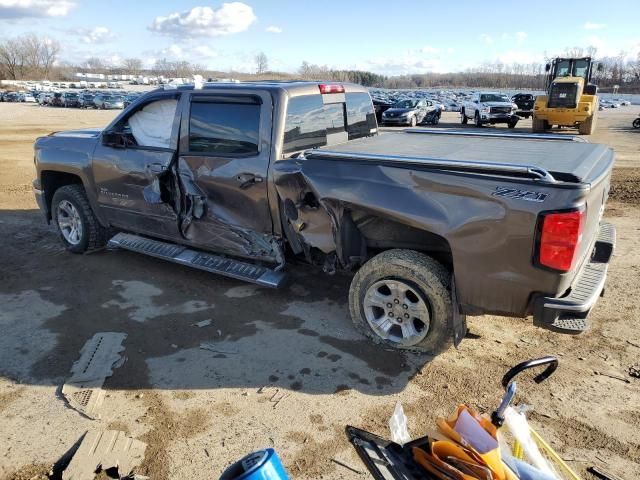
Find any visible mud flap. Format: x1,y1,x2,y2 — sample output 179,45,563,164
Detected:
451,277,467,347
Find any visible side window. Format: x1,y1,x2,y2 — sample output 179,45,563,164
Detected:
283,95,346,154
126,98,178,149
345,92,377,140
188,101,260,155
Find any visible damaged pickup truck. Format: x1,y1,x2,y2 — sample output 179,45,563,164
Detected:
33,81,616,354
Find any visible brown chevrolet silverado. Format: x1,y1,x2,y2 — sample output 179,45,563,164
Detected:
32,81,616,354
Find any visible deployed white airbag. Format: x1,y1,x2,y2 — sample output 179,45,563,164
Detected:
128,99,178,148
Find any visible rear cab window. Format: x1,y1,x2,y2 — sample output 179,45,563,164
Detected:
187,96,261,156
283,90,377,155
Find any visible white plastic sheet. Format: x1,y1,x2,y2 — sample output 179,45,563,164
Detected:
503,406,559,479
389,401,411,445
128,99,178,149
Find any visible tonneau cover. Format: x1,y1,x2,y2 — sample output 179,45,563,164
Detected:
314,130,613,184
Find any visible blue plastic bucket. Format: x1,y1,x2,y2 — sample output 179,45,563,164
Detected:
219,448,289,480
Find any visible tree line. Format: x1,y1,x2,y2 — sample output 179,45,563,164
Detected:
2,34,639,92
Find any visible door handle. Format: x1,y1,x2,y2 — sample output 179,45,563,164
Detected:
147,163,166,174
236,173,264,189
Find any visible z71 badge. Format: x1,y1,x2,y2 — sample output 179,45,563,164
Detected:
491,186,548,203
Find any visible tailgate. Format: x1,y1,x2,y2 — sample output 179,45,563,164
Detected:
574,159,613,273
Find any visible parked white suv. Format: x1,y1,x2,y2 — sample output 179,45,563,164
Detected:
461,92,519,128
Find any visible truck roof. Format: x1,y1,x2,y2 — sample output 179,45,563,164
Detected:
314,130,613,184
155,81,369,97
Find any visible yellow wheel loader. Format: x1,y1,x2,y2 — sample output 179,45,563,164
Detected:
532,57,601,135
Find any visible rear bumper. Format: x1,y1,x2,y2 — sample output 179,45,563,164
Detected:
533,222,616,333
534,109,591,124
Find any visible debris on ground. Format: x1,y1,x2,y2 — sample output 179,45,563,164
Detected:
587,465,626,480
62,332,127,419
629,364,640,378
192,319,212,328
199,342,238,355
62,430,146,480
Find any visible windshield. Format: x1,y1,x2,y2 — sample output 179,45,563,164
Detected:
111,96,124,101
480,94,509,103
393,99,418,109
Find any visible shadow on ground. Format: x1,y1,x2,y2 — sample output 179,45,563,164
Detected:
0,209,431,396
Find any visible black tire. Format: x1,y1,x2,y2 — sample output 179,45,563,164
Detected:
432,115,439,125
508,119,518,129
474,111,482,127
632,118,640,129
532,117,547,133
348,249,453,354
460,109,468,124
578,114,596,135
51,184,109,253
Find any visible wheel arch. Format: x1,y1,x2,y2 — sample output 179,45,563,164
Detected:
40,170,107,226
344,207,454,271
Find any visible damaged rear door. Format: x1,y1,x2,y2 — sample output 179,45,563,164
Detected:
176,89,276,261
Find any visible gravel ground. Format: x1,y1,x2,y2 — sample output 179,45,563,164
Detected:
0,103,639,480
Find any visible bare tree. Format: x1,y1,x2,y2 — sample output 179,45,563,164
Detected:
0,34,60,80
122,57,142,75
40,38,60,79
255,51,268,74
85,57,105,72
0,38,24,79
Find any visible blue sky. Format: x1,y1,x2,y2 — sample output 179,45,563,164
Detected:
1,0,639,74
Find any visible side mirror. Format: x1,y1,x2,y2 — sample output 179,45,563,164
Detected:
597,63,604,72
545,63,551,72
102,130,126,148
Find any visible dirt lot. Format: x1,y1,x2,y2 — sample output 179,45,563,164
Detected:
1,103,639,480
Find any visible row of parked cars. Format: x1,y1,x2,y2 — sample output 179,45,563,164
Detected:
1,90,143,109
371,89,537,127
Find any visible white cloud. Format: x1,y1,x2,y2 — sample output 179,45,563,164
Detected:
584,22,607,30
265,25,282,33
515,31,527,44
480,34,493,45
420,45,439,54
74,26,114,44
149,2,256,38
193,44,219,59
0,0,74,18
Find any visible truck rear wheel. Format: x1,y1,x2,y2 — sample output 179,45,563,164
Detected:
348,249,453,354
578,114,596,135
52,184,109,253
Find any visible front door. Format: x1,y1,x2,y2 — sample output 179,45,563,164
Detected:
92,92,183,239
176,89,275,261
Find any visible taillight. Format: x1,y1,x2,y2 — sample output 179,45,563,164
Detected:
318,84,345,94
538,210,585,272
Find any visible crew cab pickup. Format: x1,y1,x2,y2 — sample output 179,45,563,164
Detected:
511,93,536,119
461,92,519,128
32,82,616,354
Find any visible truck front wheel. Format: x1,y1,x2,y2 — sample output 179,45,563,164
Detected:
578,114,596,135
348,249,453,354
474,111,483,127
52,184,109,253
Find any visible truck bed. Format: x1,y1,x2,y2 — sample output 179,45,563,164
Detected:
313,130,613,184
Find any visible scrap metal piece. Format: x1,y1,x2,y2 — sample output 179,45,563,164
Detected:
63,430,146,480
62,332,127,419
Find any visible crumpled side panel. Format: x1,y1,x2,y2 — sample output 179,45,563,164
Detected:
177,157,278,261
